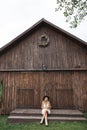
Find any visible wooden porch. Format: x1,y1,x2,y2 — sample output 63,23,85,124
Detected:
8,109,87,123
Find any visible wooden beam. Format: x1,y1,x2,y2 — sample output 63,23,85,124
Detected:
0,68,87,72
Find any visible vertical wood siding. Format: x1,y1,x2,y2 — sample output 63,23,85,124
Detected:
0,25,87,114
0,26,87,70
0,71,87,114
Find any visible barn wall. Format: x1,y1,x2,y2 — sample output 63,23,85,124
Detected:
0,26,87,70
0,71,87,114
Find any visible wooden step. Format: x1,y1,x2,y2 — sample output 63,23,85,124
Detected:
8,115,87,123
10,109,84,117
8,109,87,123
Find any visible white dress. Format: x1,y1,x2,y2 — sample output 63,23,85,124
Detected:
41,103,51,115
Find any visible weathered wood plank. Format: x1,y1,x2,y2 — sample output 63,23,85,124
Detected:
0,71,87,114
0,26,87,70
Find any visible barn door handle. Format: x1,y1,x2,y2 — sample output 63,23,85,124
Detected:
44,87,48,96
35,89,39,94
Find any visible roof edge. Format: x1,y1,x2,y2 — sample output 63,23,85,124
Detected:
0,18,87,53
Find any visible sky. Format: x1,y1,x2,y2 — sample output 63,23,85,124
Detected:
0,0,87,48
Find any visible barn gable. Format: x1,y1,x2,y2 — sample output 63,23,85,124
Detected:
0,18,87,71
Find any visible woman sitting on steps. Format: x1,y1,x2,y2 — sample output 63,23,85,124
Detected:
40,96,51,126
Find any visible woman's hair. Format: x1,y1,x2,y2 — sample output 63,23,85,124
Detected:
43,96,49,100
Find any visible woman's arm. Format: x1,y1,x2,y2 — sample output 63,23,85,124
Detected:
41,101,44,109
48,101,51,109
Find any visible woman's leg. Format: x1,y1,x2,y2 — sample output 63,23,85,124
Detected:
45,111,48,126
40,114,45,124
40,110,48,126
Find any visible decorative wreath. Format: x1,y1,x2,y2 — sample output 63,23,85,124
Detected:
38,34,49,47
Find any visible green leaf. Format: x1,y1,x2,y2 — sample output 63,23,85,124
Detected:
56,0,87,28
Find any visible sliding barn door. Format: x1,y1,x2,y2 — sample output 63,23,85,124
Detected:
16,88,40,108
56,89,73,109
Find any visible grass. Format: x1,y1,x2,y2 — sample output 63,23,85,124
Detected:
0,114,87,130
84,113,87,119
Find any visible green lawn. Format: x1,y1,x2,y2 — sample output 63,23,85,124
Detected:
0,115,87,130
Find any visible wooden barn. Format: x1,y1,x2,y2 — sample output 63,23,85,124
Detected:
0,19,87,115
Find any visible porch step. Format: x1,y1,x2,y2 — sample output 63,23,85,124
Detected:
8,109,87,123
10,109,84,117
8,116,86,123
